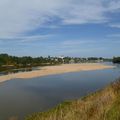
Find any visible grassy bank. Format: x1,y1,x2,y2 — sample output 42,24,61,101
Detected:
25,79,120,120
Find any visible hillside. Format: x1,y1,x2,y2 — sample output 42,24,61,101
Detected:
25,79,120,120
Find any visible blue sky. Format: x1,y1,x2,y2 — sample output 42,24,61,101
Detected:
0,0,120,57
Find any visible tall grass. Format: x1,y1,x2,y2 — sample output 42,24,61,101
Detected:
25,79,120,120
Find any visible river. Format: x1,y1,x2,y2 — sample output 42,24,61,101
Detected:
0,63,120,120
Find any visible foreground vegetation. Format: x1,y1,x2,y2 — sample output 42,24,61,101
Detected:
25,79,120,120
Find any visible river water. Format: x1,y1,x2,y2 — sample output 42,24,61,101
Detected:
0,63,120,120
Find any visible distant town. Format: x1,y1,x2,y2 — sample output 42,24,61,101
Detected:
0,53,117,74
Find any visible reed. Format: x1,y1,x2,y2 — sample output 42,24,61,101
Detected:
25,79,120,120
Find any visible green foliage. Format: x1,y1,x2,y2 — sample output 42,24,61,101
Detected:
0,54,63,72
0,53,109,72
106,96,120,120
113,57,120,63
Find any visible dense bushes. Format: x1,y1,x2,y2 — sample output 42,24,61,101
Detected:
113,57,120,63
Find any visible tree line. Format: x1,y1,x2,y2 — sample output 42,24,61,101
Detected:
0,53,113,72
0,54,63,72
113,57,120,63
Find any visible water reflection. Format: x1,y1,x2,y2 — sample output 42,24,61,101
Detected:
0,64,119,120
0,67,41,76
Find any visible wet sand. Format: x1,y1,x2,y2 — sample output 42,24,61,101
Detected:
0,63,114,83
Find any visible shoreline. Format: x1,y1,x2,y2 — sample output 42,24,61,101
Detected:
0,63,114,83
25,79,120,120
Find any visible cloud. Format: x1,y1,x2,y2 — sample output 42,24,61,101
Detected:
0,0,120,38
61,0,106,24
0,34,54,44
107,34,120,37
107,0,120,12
62,40,95,48
109,23,120,28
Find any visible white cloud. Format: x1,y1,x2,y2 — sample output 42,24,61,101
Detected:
0,0,120,38
109,23,120,28
62,40,95,47
20,34,54,42
0,34,54,43
62,0,106,24
107,0,120,12
107,34,120,37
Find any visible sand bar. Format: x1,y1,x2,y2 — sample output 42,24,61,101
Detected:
0,63,114,83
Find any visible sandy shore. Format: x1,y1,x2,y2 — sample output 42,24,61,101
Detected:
0,63,114,83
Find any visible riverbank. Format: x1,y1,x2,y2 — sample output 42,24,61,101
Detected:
25,79,120,120
0,63,114,83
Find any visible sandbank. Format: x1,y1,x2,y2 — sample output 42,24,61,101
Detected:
0,63,114,83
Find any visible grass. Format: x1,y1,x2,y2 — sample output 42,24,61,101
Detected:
25,79,120,120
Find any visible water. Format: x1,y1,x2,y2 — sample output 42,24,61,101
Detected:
0,67,41,76
0,63,120,120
